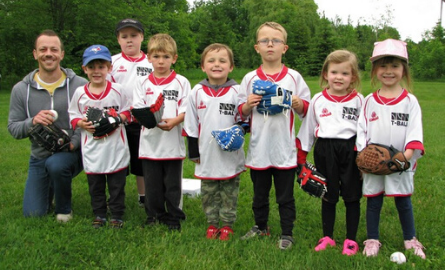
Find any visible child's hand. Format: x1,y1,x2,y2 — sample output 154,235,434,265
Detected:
77,117,95,133
242,93,262,116
190,158,200,164
292,95,304,113
157,118,178,131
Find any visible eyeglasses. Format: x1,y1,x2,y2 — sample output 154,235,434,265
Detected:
257,38,285,46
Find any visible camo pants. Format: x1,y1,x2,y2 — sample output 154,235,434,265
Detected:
201,176,240,227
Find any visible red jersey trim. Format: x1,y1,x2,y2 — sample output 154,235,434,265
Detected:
372,89,409,105
148,70,177,85
121,51,147,62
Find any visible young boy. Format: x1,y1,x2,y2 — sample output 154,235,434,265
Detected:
109,18,153,207
184,43,246,240
133,34,190,231
69,45,131,228
238,22,311,249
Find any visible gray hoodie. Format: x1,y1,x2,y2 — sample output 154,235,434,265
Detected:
8,68,88,159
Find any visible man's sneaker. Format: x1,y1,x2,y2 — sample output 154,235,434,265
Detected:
138,195,145,208
56,211,73,223
315,236,336,251
342,239,359,256
92,217,106,228
363,239,381,257
240,225,270,240
278,235,294,250
219,226,234,241
404,237,426,259
206,225,219,239
144,217,157,227
110,219,124,229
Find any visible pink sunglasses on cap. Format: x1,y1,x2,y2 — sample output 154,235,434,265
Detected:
370,39,408,63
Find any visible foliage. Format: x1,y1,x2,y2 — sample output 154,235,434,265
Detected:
1,0,445,86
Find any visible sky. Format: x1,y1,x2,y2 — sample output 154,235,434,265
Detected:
314,0,444,42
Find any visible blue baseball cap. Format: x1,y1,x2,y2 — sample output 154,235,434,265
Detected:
82,45,112,66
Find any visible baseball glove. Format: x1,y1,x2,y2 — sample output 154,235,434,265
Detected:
86,107,122,139
252,79,292,116
28,123,71,152
296,162,327,198
211,123,246,152
356,143,410,175
131,93,164,129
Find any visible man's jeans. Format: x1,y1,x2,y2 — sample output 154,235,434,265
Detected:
23,151,82,217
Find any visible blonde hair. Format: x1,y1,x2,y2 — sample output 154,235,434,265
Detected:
147,33,177,56
200,43,234,68
371,56,412,91
319,50,361,92
256,22,287,44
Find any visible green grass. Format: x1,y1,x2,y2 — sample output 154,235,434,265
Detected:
1,77,444,269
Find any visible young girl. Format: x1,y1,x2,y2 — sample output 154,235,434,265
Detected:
357,39,425,259
184,43,245,240
297,50,363,255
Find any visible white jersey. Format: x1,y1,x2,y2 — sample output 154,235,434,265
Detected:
356,89,424,196
238,66,311,169
69,82,130,174
297,89,364,151
109,52,153,102
184,81,245,180
133,71,190,159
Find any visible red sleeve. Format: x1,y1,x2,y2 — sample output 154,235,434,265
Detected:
406,141,425,155
301,99,310,117
71,118,81,130
295,137,308,165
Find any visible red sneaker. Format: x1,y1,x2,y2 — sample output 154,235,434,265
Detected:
206,225,219,239
219,226,234,241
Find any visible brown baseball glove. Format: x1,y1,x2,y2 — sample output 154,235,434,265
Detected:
356,143,410,175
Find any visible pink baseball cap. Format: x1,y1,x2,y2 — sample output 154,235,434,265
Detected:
370,39,408,62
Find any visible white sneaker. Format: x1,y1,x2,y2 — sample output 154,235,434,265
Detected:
56,211,73,223
404,237,426,259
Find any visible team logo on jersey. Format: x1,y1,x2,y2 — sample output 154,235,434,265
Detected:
145,87,153,95
198,101,206,109
137,67,152,76
163,90,179,101
391,112,409,126
319,108,332,117
219,103,235,116
117,65,127,73
369,111,379,122
104,105,120,112
342,107,358,121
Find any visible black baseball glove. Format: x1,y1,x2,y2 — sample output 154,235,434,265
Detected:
131,93,164,129
296,162,327,198
28,124,71,152
86,107,122,139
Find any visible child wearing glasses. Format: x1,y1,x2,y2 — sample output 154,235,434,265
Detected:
238,21,311,250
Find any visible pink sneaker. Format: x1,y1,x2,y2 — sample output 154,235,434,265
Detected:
363,239,381,257
404,237,426,259
342,239,359,256
315,236,336,251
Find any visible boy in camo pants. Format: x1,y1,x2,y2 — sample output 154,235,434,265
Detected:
184,43,246,240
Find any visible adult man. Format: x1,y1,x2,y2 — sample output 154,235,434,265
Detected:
8,30,87,222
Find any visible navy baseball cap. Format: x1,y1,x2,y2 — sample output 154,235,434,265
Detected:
115,18,144,35
82,45,112,66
